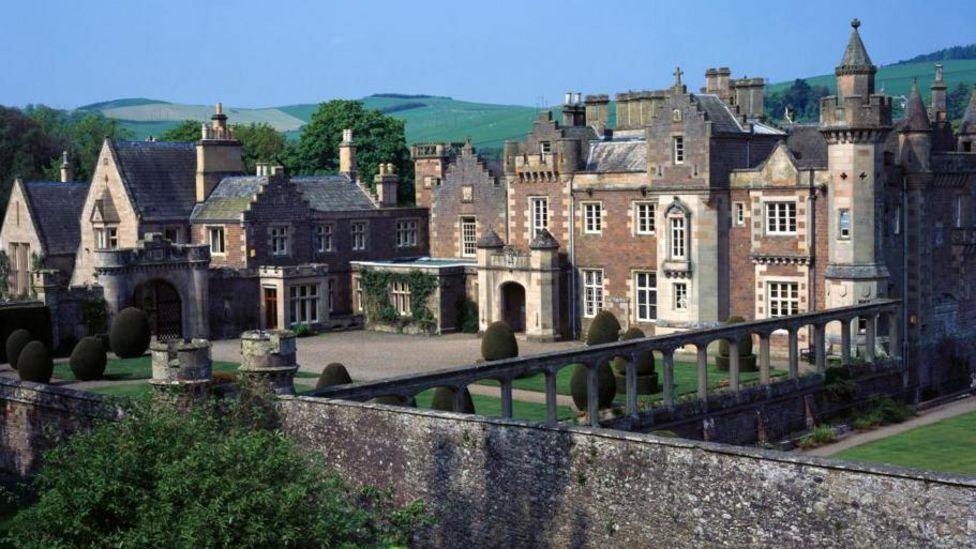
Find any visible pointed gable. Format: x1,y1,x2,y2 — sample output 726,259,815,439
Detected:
91,187,121,224
111,140,198,221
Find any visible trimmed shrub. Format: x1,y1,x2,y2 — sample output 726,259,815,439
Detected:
0,304,52,363
69,337,107,381
716,316,757,372
481,321,518,362
430,386,475,414
293,324,313,338
5,329,32,370
570,362,616,411
611,327,659,394
110,307,151,359
586,310,621,346
17,341,53,383
316,363,352,389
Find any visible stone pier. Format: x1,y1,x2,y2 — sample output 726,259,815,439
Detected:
149,338,212,399
239,330,299,395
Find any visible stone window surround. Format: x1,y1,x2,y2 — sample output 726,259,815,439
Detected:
633,270,658,322
93,223,119,250
837,208,851,240
672,135,685,165
582,201,603,234
351,220,369,251
269,224,290,256
673,281,689,311
766,280,800,318
734,202,746,226
314,223,335,253
530,196,549,237
633,200,656,235
207,225,226,255
665,204,689,261
581,267,605,318
460,216,477,258
390,279,411,316
288,282,320,325
763,199,798,236
395,218,420,248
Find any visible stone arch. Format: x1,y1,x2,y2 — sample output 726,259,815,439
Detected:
132,278,183,341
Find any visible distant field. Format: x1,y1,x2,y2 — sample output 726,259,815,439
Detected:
85,57,976,147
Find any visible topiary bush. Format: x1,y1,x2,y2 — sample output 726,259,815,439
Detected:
69,336,107,381
715,316,757,372
569,362,616,411
110,307,151,359
430,386,476,414
585,310,621,346
17,341,53,383
5,329,32,370
481,321,518,361
316,363,352,389
611,327,659,394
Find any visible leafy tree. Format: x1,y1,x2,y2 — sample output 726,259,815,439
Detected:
0,106,59,207
158,119,202,142
765,79,831,123
235,122,286,173
5,390,430,547
24,105,131,184
947,82,972,123
288,100,413,204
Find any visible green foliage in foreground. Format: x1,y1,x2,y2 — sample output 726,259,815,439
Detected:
5,391,430,547
834,410,976,476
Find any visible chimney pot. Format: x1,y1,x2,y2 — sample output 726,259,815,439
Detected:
564,91,572,105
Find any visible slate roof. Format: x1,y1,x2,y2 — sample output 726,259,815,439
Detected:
785,125,828,169
694,94,746,134
291,175,377,212
21,180,89,256
189,176,265,222
585,139,647,172
839,20,873,68
529,229,560,250
476,228,505,248
111,140,199,221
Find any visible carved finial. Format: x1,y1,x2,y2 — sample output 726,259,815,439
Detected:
851,18,860,30
61,150,69,166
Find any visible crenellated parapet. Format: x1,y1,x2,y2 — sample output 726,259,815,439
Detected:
819,94,892,143
93,233,210,272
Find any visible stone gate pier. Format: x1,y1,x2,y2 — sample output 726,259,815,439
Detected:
239,330,300,395
149,338,212,399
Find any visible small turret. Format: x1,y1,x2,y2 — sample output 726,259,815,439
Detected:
899,79,931,171
959,85,976,153
836,19,876,99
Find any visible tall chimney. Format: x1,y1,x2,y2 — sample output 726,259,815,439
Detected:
196,102,244,202
339,129,357,181
59,151,74,182
930,63,947,122
373,162,398,207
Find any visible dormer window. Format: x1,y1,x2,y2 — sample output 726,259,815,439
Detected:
94,226,118,250
672,136,685,165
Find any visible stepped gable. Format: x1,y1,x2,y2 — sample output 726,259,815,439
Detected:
111,140,198,221
21,180,89,255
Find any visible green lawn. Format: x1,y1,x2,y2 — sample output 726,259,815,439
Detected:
833,411,976,476
55,355,317,382
477,358,784,407
413,388,575,422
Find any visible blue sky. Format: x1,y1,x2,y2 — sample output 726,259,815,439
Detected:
1,0,974,109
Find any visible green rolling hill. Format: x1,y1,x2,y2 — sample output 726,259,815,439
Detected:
79,57,976,148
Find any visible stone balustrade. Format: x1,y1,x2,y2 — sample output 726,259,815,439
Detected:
312,299,902,427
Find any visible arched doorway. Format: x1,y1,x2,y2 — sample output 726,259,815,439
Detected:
132,279,183,341
500,282,526,333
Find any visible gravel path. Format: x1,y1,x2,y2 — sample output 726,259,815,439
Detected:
805,394,976,456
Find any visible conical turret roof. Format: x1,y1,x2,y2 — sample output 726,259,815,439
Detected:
838,19,874,70
901,79,931,132
961,85,976,135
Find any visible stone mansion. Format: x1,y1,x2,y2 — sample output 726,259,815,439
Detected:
3,19,976,390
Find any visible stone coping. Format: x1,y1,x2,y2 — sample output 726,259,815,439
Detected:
280,393,976,488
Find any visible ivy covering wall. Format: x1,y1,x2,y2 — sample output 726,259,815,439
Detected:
359,268,438,333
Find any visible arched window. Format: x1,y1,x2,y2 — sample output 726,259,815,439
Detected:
672,108,682,122
665,199,690,261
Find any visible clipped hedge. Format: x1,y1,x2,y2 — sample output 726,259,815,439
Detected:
716,316,757,372
5,329,32,370
430,386,476,414
586,310,621,346
17,341,53,383
481,321,518,362
570,362,616,411
0,303,52,363
316,363,352,389
110,307,151,359
69,336,107,381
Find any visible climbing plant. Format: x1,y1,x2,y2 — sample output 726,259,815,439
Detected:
359,268,438,333
80,293,108,336
0,251,9,300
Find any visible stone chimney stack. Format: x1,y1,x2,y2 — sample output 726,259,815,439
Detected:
196,102,244,202
373,162,398,207
930,63,948,123
561,90,586,127
584,94,610,132
731,77,766,119
339,128,357,181
59,151,74,182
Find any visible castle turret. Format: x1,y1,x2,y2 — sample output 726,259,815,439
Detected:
819,19,892,311
899,79,932,171
196,103,244,202
835,19,876,99
958,86,976,153
339,128,357,181
59,150,74,182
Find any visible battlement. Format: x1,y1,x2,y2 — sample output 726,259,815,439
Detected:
819,94,892,138
94,233,210,271
258,263,329,280
514,152,559,180
411,142,462,159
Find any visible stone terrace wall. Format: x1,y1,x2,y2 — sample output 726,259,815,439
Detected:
0,379,118,476
279,396,976,548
